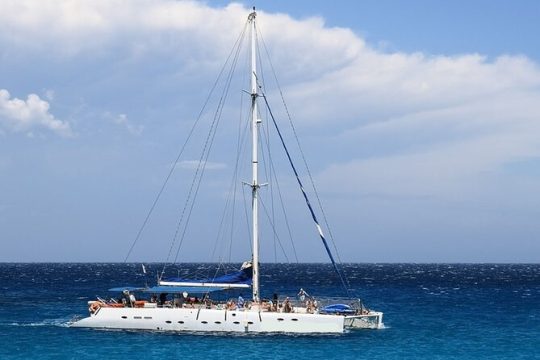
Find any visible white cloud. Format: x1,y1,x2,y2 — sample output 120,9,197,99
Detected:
0,89,72,136
0,0,248,59
1,0,539,200
313,61,540,199
110,113,143,135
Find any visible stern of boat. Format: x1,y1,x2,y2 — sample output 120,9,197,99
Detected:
344,311,384,329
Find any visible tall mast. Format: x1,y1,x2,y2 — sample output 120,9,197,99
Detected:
248,8,260,303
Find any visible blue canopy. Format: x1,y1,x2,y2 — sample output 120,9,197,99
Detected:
161,266,252,286
320,304,356,314
108,286,146,292
107,286,231,294
143,286,233,294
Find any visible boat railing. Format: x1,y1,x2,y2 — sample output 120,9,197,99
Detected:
90,295,371,316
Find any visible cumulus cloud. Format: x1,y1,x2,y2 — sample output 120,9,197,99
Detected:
312,56,540,200
107,112,143,135
0,89,72,136
1,0,539,201
0,0,248,60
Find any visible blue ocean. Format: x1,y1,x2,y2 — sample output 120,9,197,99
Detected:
0,263,538,359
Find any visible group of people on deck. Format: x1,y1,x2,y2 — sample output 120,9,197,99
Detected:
116,288,318,313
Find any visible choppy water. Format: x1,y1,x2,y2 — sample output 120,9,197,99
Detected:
0,263,538,359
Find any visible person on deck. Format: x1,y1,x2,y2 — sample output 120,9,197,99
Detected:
122,290,131,307
173,294,184,308
272,293,278,312
283,297,292,313
159,293,168,306
129,292,136,307
237,294,245,310
297,288,307,301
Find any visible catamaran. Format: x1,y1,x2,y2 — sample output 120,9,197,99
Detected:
70,8,383,333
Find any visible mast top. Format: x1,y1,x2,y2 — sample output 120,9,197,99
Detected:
248,7,256,21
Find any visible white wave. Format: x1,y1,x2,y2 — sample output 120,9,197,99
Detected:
7,318,70,328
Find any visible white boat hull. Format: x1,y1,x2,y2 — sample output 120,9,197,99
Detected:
70,307,382,333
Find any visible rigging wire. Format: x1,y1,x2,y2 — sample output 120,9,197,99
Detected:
259,124,299,263
169,26,245,267
208,41,253,266
258,30,351,289
254,31,278,263
126,13,352,297
235,46,255,259
258,196,290,262
209,94,251,263
259,90,350,295
158,20,249,277
123,20,250,264
123,32,247,263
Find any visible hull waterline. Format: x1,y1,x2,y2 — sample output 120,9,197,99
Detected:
70,307,383,333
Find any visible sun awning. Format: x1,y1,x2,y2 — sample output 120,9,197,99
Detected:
159,266,252,288
143,285,246,294
108,286,146,292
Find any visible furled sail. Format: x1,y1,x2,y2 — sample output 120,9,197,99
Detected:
158,261,252,289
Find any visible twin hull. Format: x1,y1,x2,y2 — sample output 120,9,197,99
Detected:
71,307,348,333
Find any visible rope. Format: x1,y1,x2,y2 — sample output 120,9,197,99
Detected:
122,27,245,263
258,196,290,262
260,124,299,263
170,25,245,267
259,30,351,289
159,19,249,277
260,92,350,295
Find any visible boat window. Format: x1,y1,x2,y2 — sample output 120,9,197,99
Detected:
277,318,284,321
144,317,152,319
214,321,221,324
291,319,298,321
201,321,208,324
121,316,127,319
178,321,184,324
134,316,142,319
165,321,172,324
233,321,240,324
248,321,254,324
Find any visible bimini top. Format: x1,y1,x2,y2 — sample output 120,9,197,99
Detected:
108,286,146,292
143,285,239,294
158,262,253,289
108,286,228,294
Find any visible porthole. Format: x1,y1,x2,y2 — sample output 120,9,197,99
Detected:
215,321,221,324
121,316,127,319
292,319,298,321
166,321,172,324
248,321,254,324
233,321,240,324
201,321,208,324
144,317,152,319
232,313,236,316
178,321,184,324
277,318,284,321
134,316,142,319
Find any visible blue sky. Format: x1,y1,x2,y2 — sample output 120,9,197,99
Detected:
227,0,540,60
1,0,539,263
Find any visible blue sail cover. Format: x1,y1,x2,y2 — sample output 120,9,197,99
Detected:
143,286,232,294
161,266,252,286
108,286,146,292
